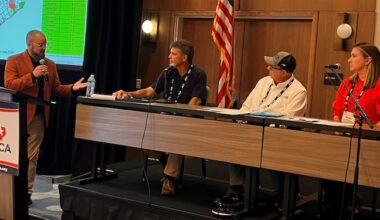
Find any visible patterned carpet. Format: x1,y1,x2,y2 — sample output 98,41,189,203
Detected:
29,175,62,220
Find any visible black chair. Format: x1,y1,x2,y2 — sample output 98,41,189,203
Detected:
179,156,207,186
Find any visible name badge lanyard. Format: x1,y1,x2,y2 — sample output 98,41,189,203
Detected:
258,78,294,109
344,82,365,112
167,64,194,103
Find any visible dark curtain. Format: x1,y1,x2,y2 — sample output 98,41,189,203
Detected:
37,71,83,174
82,0,142,94
36,0,143,175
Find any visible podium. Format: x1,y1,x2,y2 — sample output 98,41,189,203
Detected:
0,87,50,220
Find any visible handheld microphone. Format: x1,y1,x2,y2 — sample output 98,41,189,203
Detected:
39,58,45,66
164,63,176,71
163,64,175,99
162,64,175,99
39,59,48,82
324,63,341,69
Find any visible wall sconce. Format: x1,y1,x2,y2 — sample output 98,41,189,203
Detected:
334,13,357,51
141,13,159,44
336,23,352,39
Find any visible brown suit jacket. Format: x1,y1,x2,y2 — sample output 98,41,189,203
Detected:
4,50,73,125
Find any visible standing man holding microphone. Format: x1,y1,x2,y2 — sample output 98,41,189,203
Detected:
4,30,87,206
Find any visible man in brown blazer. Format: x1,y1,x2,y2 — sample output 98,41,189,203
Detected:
4,30,87,206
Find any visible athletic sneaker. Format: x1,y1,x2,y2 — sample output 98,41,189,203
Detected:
214,188,244,209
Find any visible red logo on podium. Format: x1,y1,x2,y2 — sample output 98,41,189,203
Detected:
0,126,6,141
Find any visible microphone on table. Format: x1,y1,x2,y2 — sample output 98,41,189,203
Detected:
164,63,176,72
39,59,48,82
324,63,341,69
163,63,176,99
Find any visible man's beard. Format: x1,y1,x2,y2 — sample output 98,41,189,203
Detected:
30,52,45,64
35,52,45,60
30,45,45,60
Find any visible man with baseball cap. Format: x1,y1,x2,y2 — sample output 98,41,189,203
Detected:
212,51,307,217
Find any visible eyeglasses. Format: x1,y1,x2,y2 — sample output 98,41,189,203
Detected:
33,42,47,48
268,65,283,71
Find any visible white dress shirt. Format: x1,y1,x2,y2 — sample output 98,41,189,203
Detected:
241,75,307,117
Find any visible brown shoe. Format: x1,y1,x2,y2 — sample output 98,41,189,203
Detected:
161,177,176,195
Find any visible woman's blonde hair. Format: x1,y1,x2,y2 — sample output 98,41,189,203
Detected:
349,42,380,89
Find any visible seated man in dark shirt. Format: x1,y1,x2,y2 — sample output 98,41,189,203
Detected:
113,39,207,195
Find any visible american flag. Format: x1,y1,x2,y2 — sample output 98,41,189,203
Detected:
212,0,234,108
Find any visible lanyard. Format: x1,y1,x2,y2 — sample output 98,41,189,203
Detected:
167,64,193,103
259,78,294,109
344,81,365,111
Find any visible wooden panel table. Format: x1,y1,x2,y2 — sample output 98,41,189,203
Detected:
262,127,380,188
74,98,380,218
75,103,263,167
262,127,380,217
75,98,380,186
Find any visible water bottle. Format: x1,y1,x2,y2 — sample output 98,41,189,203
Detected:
86,74,96,97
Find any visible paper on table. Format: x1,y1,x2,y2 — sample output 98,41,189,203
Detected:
199,107,223,112
248,111,285,117
218,109,247,115
285,116,354,127
197,107,247,115
89,94,116,101
285,116,322,122
314,120,354,127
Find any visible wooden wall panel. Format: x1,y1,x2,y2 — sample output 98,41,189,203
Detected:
356,12,376,43
144,0,218,11
182,18,219,104
239,19,312,104
232,20,246,104
310,12,345,119
240,0,376,12
310,12,376,119
139,11,172,88
178,17,313,106
144,0,375,12
140,0,376,118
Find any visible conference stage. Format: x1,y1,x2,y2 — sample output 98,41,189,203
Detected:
59,97,380,219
